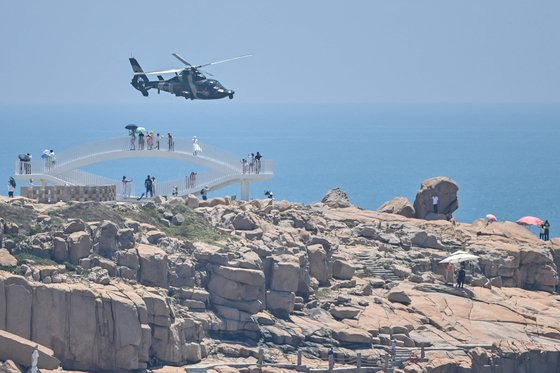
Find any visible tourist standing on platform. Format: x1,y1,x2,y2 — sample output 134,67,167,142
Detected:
48,150,56,167
432,194,439,214
540,224,545,240
200,185,209,200
138,132,145,150
249,153,255,173
147,132,154,150
137,175,153,200
255,152,262,174
168,133,174,151
7,178,15,198
242,158,248,174
192,136,202,155
129,130,136,150
122,176,132,198
156,133,161,150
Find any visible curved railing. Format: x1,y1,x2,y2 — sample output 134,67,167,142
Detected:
14,136,264,176
13,136,273,200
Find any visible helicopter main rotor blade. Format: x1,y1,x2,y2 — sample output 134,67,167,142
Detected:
136,68,185,75
196,54,253,69
172,53,193,67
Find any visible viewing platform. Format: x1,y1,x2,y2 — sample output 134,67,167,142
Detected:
13,137,273,201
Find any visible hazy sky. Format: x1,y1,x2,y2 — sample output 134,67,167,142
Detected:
1,1,559,104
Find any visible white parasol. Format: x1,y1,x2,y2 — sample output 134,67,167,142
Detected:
439,253,479,264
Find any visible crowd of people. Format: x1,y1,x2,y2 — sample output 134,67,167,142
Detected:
241,152,263,174
129,130,174,151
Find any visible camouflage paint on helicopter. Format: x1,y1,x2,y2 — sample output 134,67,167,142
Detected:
129,53,251,100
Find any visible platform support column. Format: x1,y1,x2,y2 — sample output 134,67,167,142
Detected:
241,181,250,201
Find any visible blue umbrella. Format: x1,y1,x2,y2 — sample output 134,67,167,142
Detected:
136,127,146,134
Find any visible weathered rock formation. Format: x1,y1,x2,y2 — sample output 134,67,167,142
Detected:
378,196,415,218
413,176,459,219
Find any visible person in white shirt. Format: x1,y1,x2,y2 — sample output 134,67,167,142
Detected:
432,195,439,214
7,183,15,198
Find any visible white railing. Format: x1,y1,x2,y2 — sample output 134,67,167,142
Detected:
13,137,268,176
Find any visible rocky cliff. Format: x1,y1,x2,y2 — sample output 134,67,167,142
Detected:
0,189,558,373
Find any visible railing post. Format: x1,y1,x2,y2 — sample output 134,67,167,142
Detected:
297,350,302,367
258,347,264,366
421,346,425,359
241,181,250,201
357,353,361,369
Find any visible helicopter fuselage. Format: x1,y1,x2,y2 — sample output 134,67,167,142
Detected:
133,68,234,100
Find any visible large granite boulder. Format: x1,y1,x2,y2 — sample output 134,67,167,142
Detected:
377,196,415,218
413,176,459,219
95,220,118,258
307,244,330,285
137,244,168,288
0,330,60,370
321,187,352,208
0,273,151,371
67,231,91,264
0,249,17,267
270,260,300,292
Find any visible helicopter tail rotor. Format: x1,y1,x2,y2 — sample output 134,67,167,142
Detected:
129,58,150,96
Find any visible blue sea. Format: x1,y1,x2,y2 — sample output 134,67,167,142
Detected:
0,103,558,235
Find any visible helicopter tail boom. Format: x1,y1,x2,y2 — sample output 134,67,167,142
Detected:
129,58,150,97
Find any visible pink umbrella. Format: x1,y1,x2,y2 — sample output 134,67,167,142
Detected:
486,214,497,222
516,216,544,226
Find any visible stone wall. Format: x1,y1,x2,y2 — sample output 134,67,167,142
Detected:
20,185,116,203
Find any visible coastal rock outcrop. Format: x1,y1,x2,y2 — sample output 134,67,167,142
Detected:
378,196,415,218
321,188,352,208
413,176,459,219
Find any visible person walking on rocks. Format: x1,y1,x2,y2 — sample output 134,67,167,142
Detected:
544,220,550,241
432,194,439,214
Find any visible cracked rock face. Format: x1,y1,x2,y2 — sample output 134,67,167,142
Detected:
0,193,559,372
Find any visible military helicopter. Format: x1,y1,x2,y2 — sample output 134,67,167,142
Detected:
129,53,251,100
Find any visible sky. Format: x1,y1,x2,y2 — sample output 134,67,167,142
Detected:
1,0,559,104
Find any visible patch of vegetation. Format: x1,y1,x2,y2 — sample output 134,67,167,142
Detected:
48,202,126,226
63,261,76,272
5,233,28,244
0,266,16,273
123,203,225,243
28,224,42,236
0,203,38,232
15,253,57,266
316,287,332,299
